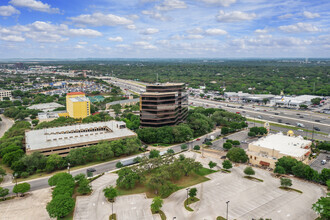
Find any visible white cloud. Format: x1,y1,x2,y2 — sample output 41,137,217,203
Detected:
69,13,133,27
126,24,136,30
9,0,59,13
142,10,168,21
75,44,84,49
67,29,102,37
278,13,293,19
155,0,187,11
78,41,88,45
0,5,20,16
205,28,227,35
255,29,268,34
133,41,157,49
108,36,123,42
186,34,204,39
303,11,320,19
186,27,204,34
141,28,159,35
200,0,236,7
216,10,256,22
279,22,320,33
116,44,130,49
0,35,25,42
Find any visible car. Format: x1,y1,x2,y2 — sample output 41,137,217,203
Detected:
315,120,320,122
223,137,228,140
196,138,201,141
297,129,303,132
257,115,262,119
270,116,274,119
278,119,282,123
285,122,290,125
220,156,226,159
321,160,326,165
314,127,321,131
263,109,267,112
296,113,300,115
299,116,304,118
242,111,246,113
87,168,96,173
274,113,279,115
236,112,240,114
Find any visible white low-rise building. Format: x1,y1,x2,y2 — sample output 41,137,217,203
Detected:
0,90,12,101
246,132,312,169
28,102,65,112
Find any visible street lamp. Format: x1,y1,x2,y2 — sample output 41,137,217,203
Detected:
186,188,190,206
13,173,18,196
226,201,230,220
67,162,71,174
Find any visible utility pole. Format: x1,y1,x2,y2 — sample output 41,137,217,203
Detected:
312,125,314,140
226,201,230,220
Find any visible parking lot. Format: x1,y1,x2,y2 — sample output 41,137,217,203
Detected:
310,152,330,172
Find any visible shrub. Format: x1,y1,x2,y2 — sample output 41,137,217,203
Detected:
223,142,232,150
116,162,123,168
280,178,292,187
181,144,188,150
193,145,200,150
208,161,217,169
21,172,29,178
244,166,255,176
222,160,232,170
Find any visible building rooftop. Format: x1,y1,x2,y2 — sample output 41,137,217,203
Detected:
69,96,89,102
67,92,85,95
251,133,311,158
25,121,136,151
148,83,185,86
28,102,64,112
142,92,177,96
107,98,139,105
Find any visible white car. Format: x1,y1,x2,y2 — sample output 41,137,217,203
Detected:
297,129,303,132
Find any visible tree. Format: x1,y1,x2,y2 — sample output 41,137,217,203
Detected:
232,140,240,146
222,160,232,170
77,178,92,195
103,186,118,202
226,148,248,163
280,178,292,187
149,149,160,159
208,161,217,169
48,172,74,187
223,142,232,150
151,197,163,213
45,154,65,172
0,187,9,200
262,98,269,105
112,104,122,115
167,149,174,154
311,98,322,105
31,119,39,126
13,182,30,196
46,194,75,218
244,166,255,176
116,168,140,189
248,132,256,137
189,187,197,200
312,196,330,220
116,162,123,168
0,167,6,178
274,165,286,174
179,154,185,161
221,127,229,135
193,145,200,150
275,156,298,174
180,158,203,176
181,144,188,150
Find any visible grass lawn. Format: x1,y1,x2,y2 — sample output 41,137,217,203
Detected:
244,176,264,182
109,213,117,220
216,216,226,220
117,168,213,198
184,197,200,211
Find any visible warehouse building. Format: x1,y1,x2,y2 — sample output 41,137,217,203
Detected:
140,83,188,127
25,121,136,156
246,132,312,169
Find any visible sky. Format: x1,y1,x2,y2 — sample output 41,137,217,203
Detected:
0,0,329,58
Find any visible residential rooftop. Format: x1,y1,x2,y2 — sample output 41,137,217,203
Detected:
25,121,136,151
251,133,311,158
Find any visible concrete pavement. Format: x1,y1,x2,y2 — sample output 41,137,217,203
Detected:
0,114,14,138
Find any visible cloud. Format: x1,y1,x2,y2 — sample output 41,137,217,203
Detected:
108,36,123,42
186,27,204,34
186,34,204,39
69,13,133,27
126,24,136,29
205,28,227,35
200,0,236,7
141,28,159,35
78,41,88,44
133,41,157,49
155,0,187,11
116,44,130,49
279,22,320,33
0,35,25,42
255,29,268,34
216,10,256,22
0,5,20,16
9,0,59,13
142,10,168,21
278,13,293,19
67,29,102,37
303,11,320,19
75,44,84,49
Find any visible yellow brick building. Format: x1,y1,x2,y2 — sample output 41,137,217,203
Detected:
63,92,90,119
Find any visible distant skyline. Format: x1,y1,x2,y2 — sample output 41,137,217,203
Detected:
0,0,329,58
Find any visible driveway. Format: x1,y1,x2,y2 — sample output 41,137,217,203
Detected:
0,114,14,138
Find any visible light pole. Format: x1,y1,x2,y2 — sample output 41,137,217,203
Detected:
226,201,230,220
67,162,71,174
186,188,190,206
13,173,18,196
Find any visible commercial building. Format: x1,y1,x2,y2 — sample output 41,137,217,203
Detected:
273,95,323,107
64,92,91,119
0,90,12,101
25,121,136,156
140,83,188,127
246,132,312,169
28,102,64,112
